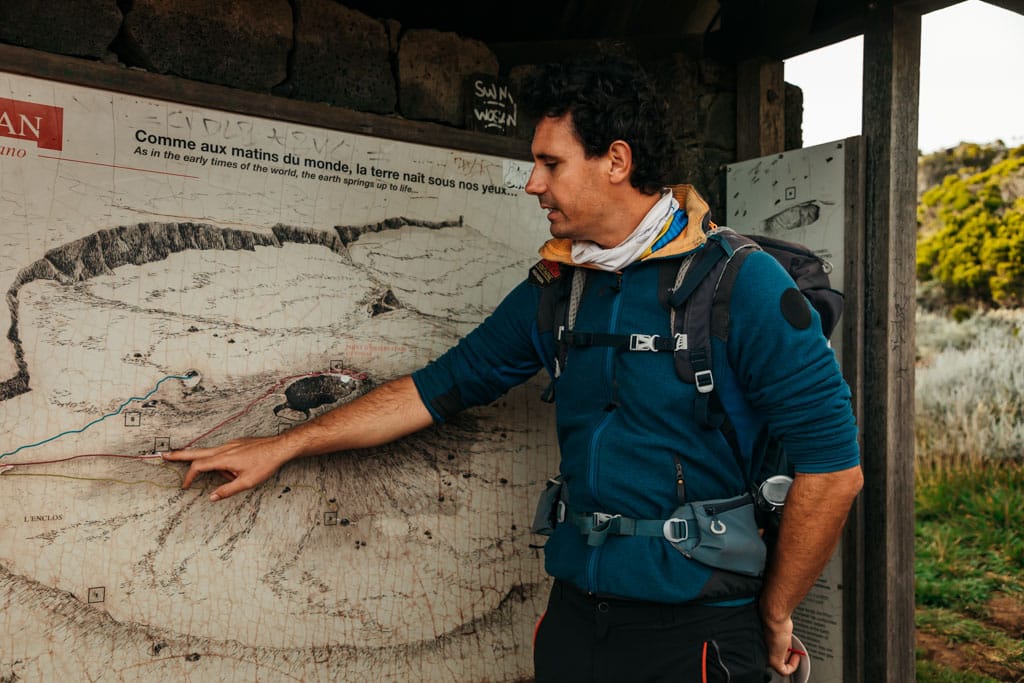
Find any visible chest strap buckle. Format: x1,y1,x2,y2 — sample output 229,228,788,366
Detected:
629,334,658,352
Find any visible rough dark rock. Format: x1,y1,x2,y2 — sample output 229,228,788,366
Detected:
507,64,542,143
649,52,703,140
701,92,737,151
700,58,737,92
0,0,122,59
667,145,729,220
119,0,291,91
702,147,734,218
384,18,402,56
290,0,395,113
398,29,498,125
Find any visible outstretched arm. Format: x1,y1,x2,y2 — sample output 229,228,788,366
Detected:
759,464,863,676
162,375,433,501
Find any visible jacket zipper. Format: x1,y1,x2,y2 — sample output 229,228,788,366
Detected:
585,269,625,592
588,269,625,499
585,410,613,592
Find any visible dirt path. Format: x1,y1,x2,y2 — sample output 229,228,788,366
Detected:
916,594,1024,682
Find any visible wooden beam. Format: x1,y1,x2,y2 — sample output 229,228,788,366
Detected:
736,57,785,161
859,5,920,682
738,0,960,60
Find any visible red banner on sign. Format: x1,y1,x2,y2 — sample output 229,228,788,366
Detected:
0,97,63,151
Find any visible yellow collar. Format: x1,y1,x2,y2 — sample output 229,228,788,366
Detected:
537,184,711,266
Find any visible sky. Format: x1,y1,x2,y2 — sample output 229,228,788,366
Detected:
784,0,1024,154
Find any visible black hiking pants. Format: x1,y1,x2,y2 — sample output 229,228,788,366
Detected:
534,580,770,683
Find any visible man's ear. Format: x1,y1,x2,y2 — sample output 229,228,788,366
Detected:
607,140,633,184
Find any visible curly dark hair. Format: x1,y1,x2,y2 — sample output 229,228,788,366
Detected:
519,54,675,195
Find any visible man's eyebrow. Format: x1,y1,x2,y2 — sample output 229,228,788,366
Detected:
534,152,560,162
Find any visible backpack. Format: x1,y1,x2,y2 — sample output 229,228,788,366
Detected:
533,227,844,546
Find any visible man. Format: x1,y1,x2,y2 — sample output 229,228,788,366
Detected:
164,55,862,681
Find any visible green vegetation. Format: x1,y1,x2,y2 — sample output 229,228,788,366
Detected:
916,144,1024,308
916,464,1024,614
914,144,1024,680
915,467,1024,681
915,310,1024,468
915,309,1024,682
916,659,1002,683
918,142,1008,193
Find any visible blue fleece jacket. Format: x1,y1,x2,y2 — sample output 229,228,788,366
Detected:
411,220,859,604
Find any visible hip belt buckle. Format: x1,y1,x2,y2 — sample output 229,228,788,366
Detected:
591,512,621,530
663,518,690,543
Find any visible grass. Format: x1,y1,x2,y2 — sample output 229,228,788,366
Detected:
915,469,1024,682
915,309,1024,682
916,465,1024,615
916,658,1003,683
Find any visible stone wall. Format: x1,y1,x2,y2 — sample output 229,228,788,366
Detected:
0,0,802,220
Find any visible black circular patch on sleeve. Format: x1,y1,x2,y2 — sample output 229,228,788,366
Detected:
780,288,812,330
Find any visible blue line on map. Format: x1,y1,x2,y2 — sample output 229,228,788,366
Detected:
1,373,193,460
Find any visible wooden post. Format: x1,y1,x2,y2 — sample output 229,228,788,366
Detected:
860,5,920,682
841,136,867,683
736,57,785,160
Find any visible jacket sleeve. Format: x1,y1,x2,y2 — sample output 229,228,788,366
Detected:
725,250,860,474
411,279,547,422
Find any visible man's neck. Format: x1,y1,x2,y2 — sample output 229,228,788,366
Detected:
593,190,664,248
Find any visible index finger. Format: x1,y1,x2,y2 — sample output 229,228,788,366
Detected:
161,447,217,462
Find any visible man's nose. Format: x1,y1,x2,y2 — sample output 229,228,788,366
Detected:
524,167,543,195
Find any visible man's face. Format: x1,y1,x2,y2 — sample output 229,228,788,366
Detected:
525,114,612,244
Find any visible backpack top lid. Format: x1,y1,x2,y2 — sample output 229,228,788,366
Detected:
743,233,843,339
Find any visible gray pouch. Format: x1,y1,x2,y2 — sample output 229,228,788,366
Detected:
668,493,767,577
531,475,566,536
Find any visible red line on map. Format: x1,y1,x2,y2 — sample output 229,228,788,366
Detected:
37,155,200,179
3,452,157,467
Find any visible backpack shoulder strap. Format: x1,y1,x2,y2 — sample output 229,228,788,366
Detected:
532,259,573,334
532,259,579,402
670,229,759,386
709,232,760,341
667,237,727,309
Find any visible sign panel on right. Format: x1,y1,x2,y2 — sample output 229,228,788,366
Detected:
727,139,854,683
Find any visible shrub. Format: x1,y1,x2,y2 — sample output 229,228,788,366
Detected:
917,145,1024,308
916,309,1024,468
950,304,972,322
